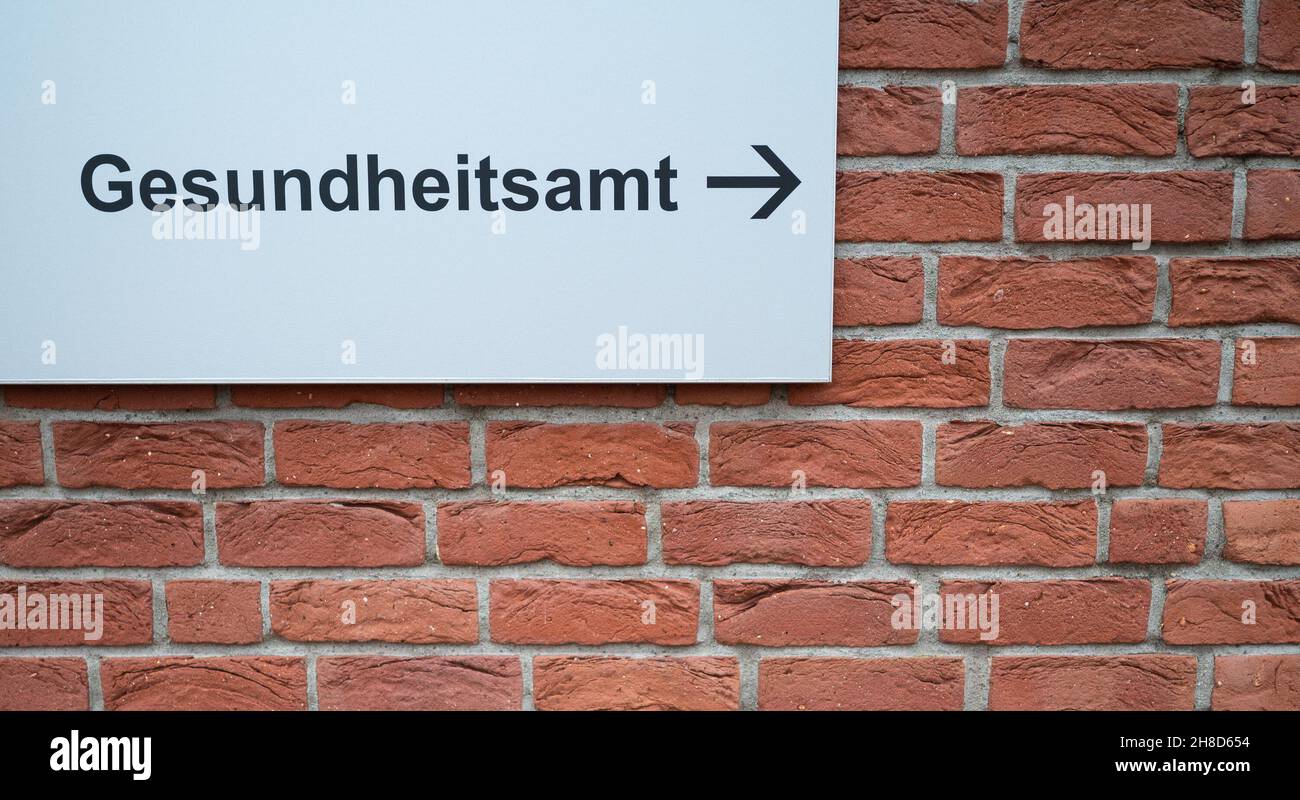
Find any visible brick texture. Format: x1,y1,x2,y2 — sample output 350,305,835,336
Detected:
3,10,1299,714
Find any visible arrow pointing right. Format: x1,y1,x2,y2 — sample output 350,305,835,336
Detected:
706,145,802,220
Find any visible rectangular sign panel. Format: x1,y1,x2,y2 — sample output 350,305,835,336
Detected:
0,1,837,383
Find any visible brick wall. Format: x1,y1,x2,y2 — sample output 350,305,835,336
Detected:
1,0,1298,711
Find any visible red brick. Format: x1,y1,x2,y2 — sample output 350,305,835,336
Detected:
674,384,771,406
1169,257,1300,325
0,658,89,710
1223,500,1300,565
760,658,965,711
936,421,1147,489
216,500,425,567
940,578,1150,645
958,84,1178,155
1003,339,1220,410
886,500,1096,566
1014,171,1233,243
0,421,43,488
230,384,442,408
662,500,872,567
1159,423,1300,489
454,384,665,408
834,257,924,326
838,86,941,155
317,656,521,711
270,579,476,643
710,420,921,488
1020,0,1242,69
165,581,262,645
1213,655,1300,710
1245,170,1300,240
714,580,916,647
837,172,1004,242
1109,499,1207,564
0,501,202,567
485,421,698,489
989,655,1196,710
438,501,646,566
102,656,307,711
789,339,990,408
938,256,1156,329
533,657,739,711
1233,338,1300,406
273,420,470,489
489,580,698,645
53,421,263,489
1260,0,1300,71
3,385,215,410
1164,580,1300,644
840,0,1007,68
0,580,151,646
1188,86,1300,157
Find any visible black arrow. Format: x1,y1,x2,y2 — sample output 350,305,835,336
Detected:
706,145,801,220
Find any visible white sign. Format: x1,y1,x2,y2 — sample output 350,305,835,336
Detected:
0,1,837,383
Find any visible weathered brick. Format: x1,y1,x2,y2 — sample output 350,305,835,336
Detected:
273,420,470,489
936,421,1147,489
837,172,1004,242
4,385,215,410
710,420,922,488
1213,655,1300,710
230,384,441,408
714,580,916,647
989,655,1196,710
1159,423,1300,489
533,657,740,711
834,257,925,326
1260,0,1300,71
1244,170,1300,240
1223,500,1300,565
437,501,646,566
838,86,942,155
165,581,262,644
0,580,151,646
789,339,990,408
938,256,1156,329
839,0,1007,68
958,84,1178,155
489,580,698,645
939,578,1150,645
1164,580,1300,644
1108,499,1207,564
0,658,89,710
53,421,263,489
1015,171,1233,243
662,500,872,567
1003,339,1220,410
1233,338,1300,406
1188,86,1300,157
485,421,698,489
0,501,203,567
0,421,43,488
101,656,307,711
760,658,965,711
317,656,521,711
270,579,476,643
1169,258,1300,325
1020,0,1242,69
216,500,425,567
886,500,1096,566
